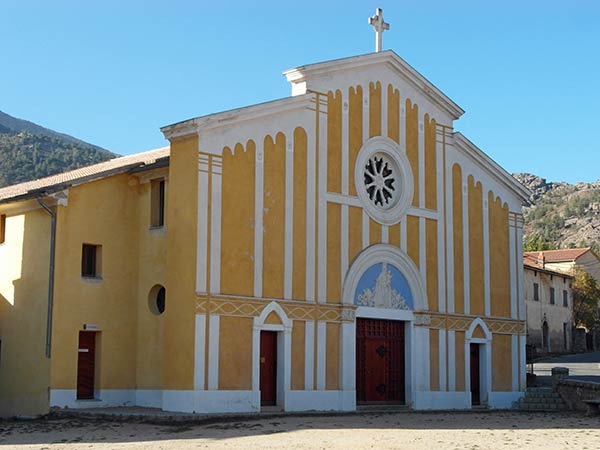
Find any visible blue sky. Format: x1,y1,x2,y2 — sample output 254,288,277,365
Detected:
1,1,599,183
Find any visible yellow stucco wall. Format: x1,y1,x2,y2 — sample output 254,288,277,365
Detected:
263,134,286,299
326,322,340,390
291,320,305,390
327,90,342,194
51,174,139,391
135,178,167,390
220,142,255,297
429,328,439,391
0,208,51,417
218,316,252,390
468,177,484,316
492,333,512,391
452,164,464,314
489,192,511,318
164,134,198,390
293,128,307,301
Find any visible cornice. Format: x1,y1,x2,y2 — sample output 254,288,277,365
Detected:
284,50,465,120
453,132,532,204
160,94,314,141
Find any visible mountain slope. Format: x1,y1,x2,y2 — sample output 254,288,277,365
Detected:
514,173,600,253
0,110,117,188
0,110,108,153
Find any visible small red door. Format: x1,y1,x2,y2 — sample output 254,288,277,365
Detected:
77,331,96,399
260,331,277,406
470,343,480,405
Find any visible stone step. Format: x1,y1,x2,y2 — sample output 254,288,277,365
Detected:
513,387,568,411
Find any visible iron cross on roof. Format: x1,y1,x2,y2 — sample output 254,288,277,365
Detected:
369,8,390,53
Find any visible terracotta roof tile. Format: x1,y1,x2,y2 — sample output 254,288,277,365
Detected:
523,248,591,263
0,146,170,203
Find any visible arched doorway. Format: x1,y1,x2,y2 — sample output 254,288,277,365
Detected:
342,244,426,407
542,321,549,351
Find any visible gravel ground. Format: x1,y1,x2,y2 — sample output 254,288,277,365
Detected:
1,411,599,449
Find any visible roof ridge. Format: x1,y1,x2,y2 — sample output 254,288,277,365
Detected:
0,146,170,203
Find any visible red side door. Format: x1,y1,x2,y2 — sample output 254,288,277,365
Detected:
470,343,480,405
77,331,96,399
260,331,277,406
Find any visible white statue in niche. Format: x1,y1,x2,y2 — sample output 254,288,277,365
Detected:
356,263,410,310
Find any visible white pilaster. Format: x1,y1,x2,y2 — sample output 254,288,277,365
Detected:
341,204,349,290
483,196,490,316
306,112,317,302
317,104,327,303
305,320,315,389
284,136,294,300
210,156,222,293
316,321,326,390
418,120,425,207
362,211,369,249
196,154,210,293
254,144,264,298
445,144,454,314
511,334,519,392
439,329,447,391
194,314,206,390
415,326,430,391
448,330,456,390
462,180,470,314
517,224,525,320
208,315,220,390
400,218,407,252
340,322,356,390
509,216,517,319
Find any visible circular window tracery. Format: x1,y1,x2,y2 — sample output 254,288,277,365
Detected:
364,154,397,208
354,136,413,225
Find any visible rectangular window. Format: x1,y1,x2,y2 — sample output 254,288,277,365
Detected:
563,290,568,307
150,179,165,228
0,214,6,244
533,283,539,301
81,244,102,278
550,287,555,305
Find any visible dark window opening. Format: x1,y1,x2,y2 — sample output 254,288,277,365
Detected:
533,283,539,301
550,287,555,305
150,179,165,228
563,290,568,307
148,284,166,315
156,287,166,314
81,244,101,278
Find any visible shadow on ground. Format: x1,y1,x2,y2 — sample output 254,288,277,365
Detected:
0,410,598,447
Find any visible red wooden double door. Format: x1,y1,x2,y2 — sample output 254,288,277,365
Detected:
356,318,405,403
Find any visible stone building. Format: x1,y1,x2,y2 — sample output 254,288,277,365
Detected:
523,253,574,353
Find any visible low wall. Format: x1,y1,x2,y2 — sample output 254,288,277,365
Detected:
555,379,600,412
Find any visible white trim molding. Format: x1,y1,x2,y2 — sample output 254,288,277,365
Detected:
342,244,427,311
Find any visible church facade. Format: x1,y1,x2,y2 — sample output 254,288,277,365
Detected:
0,50,529,417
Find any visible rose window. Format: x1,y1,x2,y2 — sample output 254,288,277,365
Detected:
364,155,396,208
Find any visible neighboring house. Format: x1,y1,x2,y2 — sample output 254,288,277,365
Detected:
524,248,600,285
0,46,530,418
523,253,573,353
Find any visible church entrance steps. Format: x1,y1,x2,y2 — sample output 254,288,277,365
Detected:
356,404,410,413
514,387,568,411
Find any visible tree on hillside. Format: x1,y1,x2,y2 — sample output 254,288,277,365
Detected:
572,266,600,330
523,234,557,252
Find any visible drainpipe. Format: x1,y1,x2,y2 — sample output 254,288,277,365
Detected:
37,197,56,358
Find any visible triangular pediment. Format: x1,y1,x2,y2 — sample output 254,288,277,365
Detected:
284,50,464,121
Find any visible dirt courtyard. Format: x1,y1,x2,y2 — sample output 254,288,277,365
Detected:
1,411,599,449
